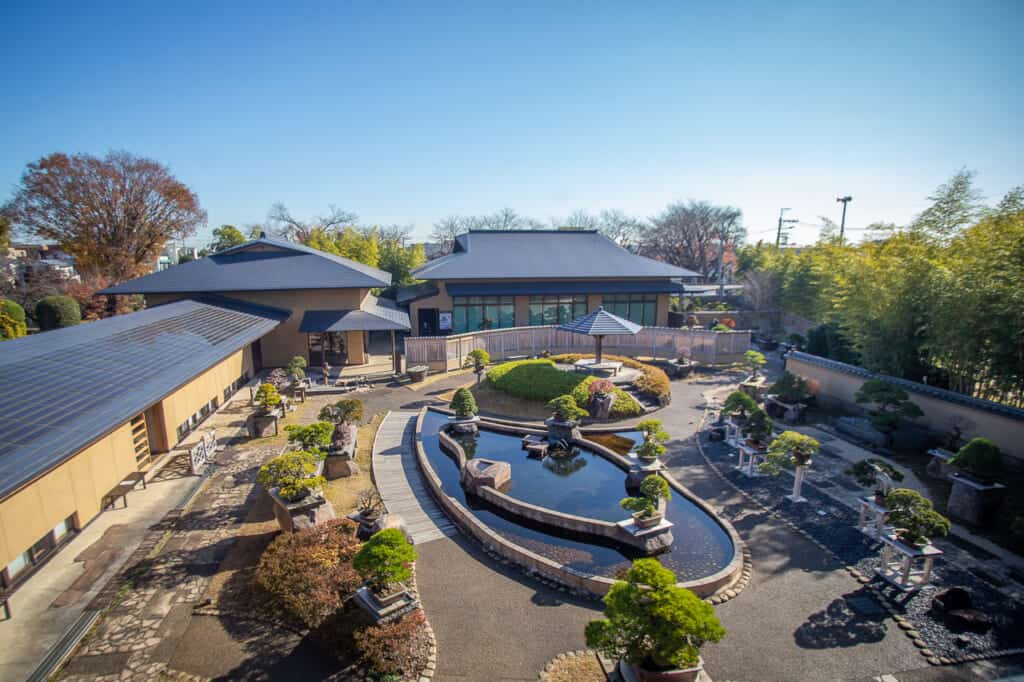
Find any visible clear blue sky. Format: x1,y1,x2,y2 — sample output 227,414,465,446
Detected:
2,1,1021,246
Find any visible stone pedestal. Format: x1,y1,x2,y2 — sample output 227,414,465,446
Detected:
354,585,418,623
450,415,480,435
946,473,1006,526
348,511,411,542
246,410,281,438
666,359,694,379
765,396,806,424
786,465,809,503
836,417,887,448
269,490,336,533
626,458,666,488
615,516,675,555
588,392,617,420
876,533,943,591
522,434,550,459
545,418,581,444
325,455,360,479
926,448,957,478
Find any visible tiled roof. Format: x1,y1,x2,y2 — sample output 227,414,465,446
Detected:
299,296,411,332
412,230,699,280
100,235,391,295
444,280,686,297
559,306,643,336
0,297,286,500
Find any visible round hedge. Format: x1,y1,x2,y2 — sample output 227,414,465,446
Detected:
0,299,26,324
35,295,81,330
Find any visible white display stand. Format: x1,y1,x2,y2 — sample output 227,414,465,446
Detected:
876,533,943,591
736,443,766,477
856,496,892,539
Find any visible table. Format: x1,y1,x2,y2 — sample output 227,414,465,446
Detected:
876,533,943,591
573,359,623,376
102,482,136,510
736,444,765,477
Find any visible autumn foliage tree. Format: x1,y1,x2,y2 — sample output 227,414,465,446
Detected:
2,151,207,281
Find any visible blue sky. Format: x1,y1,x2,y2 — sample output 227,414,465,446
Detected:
2,1,1021,247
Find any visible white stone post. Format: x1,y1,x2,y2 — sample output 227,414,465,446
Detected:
787,465,807,503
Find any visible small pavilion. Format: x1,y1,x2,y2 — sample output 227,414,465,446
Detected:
299,297,411,374
559,306,642,371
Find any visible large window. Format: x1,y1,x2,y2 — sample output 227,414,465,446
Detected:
528,295,588,326
452,296,515,334
602,294,658,326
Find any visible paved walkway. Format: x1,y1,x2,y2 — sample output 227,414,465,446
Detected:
373,411,457,544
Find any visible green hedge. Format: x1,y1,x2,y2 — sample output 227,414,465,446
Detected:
571,376,644,418
486,359,643,418
35,295,81,330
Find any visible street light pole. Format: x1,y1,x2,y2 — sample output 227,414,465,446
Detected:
836,195,852,243
776,208,798,248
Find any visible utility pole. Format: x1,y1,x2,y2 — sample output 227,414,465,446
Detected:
836,196,852,243
775,208,798,248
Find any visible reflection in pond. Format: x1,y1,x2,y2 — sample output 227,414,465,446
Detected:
543,452,588,476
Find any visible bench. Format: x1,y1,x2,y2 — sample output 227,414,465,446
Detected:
102,482,136,510
407,365,430,383
121,471,147,490
0,592,9,620
573,359,623,376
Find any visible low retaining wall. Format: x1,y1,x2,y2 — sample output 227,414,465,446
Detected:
416,408,744,597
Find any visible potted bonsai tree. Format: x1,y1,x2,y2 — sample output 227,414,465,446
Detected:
854,379,924,447
621,474,671,529
744,349,766,380
721,390,758,425
352,528,418,606
548,394,587,424
759,430,820,503
248,382,284,437
743,408,773,450
449,387,480,434
254,382,282,414
463,348,490,384
946,438,1006,525
586,379,618,419
766,371,810,423
258,450,330,531
949,438,1003,483
286,355,308,383
884,488,951,548
319,398,364,425
635,419,670,464
586,558,725,682
284,422,333,456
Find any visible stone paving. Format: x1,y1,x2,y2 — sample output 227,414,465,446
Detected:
58,443,280,681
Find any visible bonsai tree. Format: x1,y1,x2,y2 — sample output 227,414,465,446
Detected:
712,323,731,332
352,528,417,593
744,350,766,379
949,438,1003,481
35,295,81,330
620,474,671,520
257,451,325,502
743,408,773,446
759,430,820,502
854,379,923,442
635,419,669,462
585,559,725,672
721,390,758,421
547,394,588,422
355,489,386,520
253,383,282,413
266,368,290,389
319,398,364,424
284,422,333,455
450,387,478,418
588,378,615,396
464,349,491,383
769,372,810,404
885,488,951,547
846,458,905,490
286,355,307,382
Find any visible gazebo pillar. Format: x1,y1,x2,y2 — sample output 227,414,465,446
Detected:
391,330,401,374
595,335,604,363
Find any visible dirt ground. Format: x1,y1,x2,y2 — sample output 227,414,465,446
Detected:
322,412,385,514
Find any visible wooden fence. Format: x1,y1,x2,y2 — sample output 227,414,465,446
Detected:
405,325,751,371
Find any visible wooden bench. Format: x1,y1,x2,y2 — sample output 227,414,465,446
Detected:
102,482,136,510
122,471,147,490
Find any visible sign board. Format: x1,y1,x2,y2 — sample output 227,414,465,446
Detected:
438,311,453,331
189,429,217,475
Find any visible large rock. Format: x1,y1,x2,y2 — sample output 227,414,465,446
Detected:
933,586,973,612
588,392,617,420
545,418,582,443
946,609,994,633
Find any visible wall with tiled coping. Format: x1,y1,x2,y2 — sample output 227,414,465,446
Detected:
416,408,745,597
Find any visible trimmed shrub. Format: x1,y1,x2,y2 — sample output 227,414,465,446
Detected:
0,310,27,341
487,359,584,401
257,450,325,501
950,438,1003,480
585,559,725,669
548,394,588,422
255,519,362,628
0,299,26,325
570,376,643,418
450,387,478,418
588,379,615,395
35,295,81,330
548,353,672,403
284,422,333,453
354,609,428,677
352,528,417,591
254,383,281,412
319,398,363,424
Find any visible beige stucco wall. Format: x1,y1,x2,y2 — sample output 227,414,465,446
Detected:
146,288,370,367
0,423,135,570
787,355,1024,461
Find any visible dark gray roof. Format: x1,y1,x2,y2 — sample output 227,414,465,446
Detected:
559,306,642,336
0,297,286,501
787,351,1024,421
299,296,410,332
395,282,439,305
101,236,391,295
412,230,699,280
445,280,685,297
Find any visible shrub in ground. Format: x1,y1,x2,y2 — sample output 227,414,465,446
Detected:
0,300,27,340
354,609,428,677
35,295,81,330
548,394,588,422
0,299,26,325
352,528,417,592
257,450,325,502
255,519,361,629
487,359,584,401
570,376,643,418
549,354,671,404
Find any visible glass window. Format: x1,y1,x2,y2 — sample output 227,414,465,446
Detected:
526,295,587,326
452,296,515,333
6,550,30,579
53,515,75,541
603,294,657,325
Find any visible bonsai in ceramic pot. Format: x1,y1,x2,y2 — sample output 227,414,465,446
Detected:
449,387,481,434
621,475,671,529
742,408,773,451
884,488,950,548
759,430,820,503
352,528,418,605
586,558,725,682
253,382,282,415
635,419,670,464
463,348,491,384
721,390,758,425
948,438,1004,485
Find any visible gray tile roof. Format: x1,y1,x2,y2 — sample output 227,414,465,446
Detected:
559,307,643,336
395,282,439,304
100,236,391,295
299,296,411,332
412,230,699,281
0,297,286,501
444,280,686,297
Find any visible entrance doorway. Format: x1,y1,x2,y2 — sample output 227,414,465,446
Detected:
418,308,439,336
308,332,348,365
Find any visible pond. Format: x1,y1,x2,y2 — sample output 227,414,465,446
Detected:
419,410,733,581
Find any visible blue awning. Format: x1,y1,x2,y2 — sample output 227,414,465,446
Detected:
300,297,410,333
445,280,686,297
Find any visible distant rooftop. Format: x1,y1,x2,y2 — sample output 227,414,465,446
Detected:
412,230,700,281
0,296,286,501
101,235,391,295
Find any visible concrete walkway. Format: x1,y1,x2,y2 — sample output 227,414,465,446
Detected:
373,410,457,544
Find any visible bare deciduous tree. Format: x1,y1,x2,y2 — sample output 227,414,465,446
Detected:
640,200,745,280
2,151,207,280
268,203,358,242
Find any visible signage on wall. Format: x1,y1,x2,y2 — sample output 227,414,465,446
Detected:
439,311,453,331
189,429,217,475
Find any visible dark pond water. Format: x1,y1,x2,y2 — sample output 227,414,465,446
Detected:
420,410,733,580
